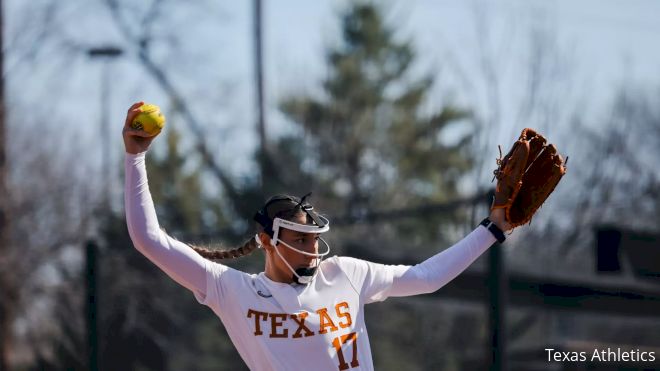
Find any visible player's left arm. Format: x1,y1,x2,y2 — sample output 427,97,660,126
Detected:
387,209,508,297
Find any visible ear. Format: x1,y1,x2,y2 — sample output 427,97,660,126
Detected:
258,232,274,251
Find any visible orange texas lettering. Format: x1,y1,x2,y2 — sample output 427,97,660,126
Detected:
316,307,339,334
269,313,289,338
335,301,352,328
290,311,314,338
247,302,354,338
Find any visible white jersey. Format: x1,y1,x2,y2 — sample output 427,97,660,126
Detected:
196,256,396,371
125,152,496,370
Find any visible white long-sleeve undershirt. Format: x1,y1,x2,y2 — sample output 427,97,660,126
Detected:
388,226,496,297
124,152,209,297
124,151,497,300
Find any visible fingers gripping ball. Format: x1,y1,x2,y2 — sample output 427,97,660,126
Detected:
131,104,166,136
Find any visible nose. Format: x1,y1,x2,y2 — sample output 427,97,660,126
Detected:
299,239,319,258
304,240,319,255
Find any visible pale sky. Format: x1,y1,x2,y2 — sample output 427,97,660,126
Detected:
228,0,660,140
224,0,660,180
6,0,660,191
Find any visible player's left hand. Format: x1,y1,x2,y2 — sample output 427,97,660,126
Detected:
489,208,512,232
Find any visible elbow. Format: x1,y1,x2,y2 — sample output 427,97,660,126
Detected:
414,264,457,294
407,266,444,294
126,222,164,254
418,282,440,295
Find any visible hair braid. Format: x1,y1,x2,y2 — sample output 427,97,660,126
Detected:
189,237,259,261
187,194,317,261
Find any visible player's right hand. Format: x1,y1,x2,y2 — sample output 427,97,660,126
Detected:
123,101,160,154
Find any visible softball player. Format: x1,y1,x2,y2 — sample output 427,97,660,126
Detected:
123,102,511,370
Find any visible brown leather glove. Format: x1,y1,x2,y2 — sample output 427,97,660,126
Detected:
492,128,567,228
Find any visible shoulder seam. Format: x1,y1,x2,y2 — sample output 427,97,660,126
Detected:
333,256,362,297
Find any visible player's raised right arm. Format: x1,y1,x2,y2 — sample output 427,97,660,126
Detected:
123,102,209,296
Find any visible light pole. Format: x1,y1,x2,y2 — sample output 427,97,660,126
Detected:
253,0,267,189
87,46,123,208
85,45,122,371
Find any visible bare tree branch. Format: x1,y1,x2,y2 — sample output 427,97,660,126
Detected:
103,0,247,215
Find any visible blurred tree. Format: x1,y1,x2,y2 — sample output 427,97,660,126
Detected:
92,127,246,370
103,0,260,226
0,1,109,367
145,128,220,239
1,114,96,369
0,0,12,368
32,126,247,370
258,3,477,370
268,2,474,253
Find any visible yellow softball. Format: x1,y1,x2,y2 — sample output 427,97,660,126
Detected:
131,103,166,136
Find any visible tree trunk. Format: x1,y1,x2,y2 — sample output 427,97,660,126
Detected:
0,0,13,368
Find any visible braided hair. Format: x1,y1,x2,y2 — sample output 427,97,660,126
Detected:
189,238,260,260
189,194,314,261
